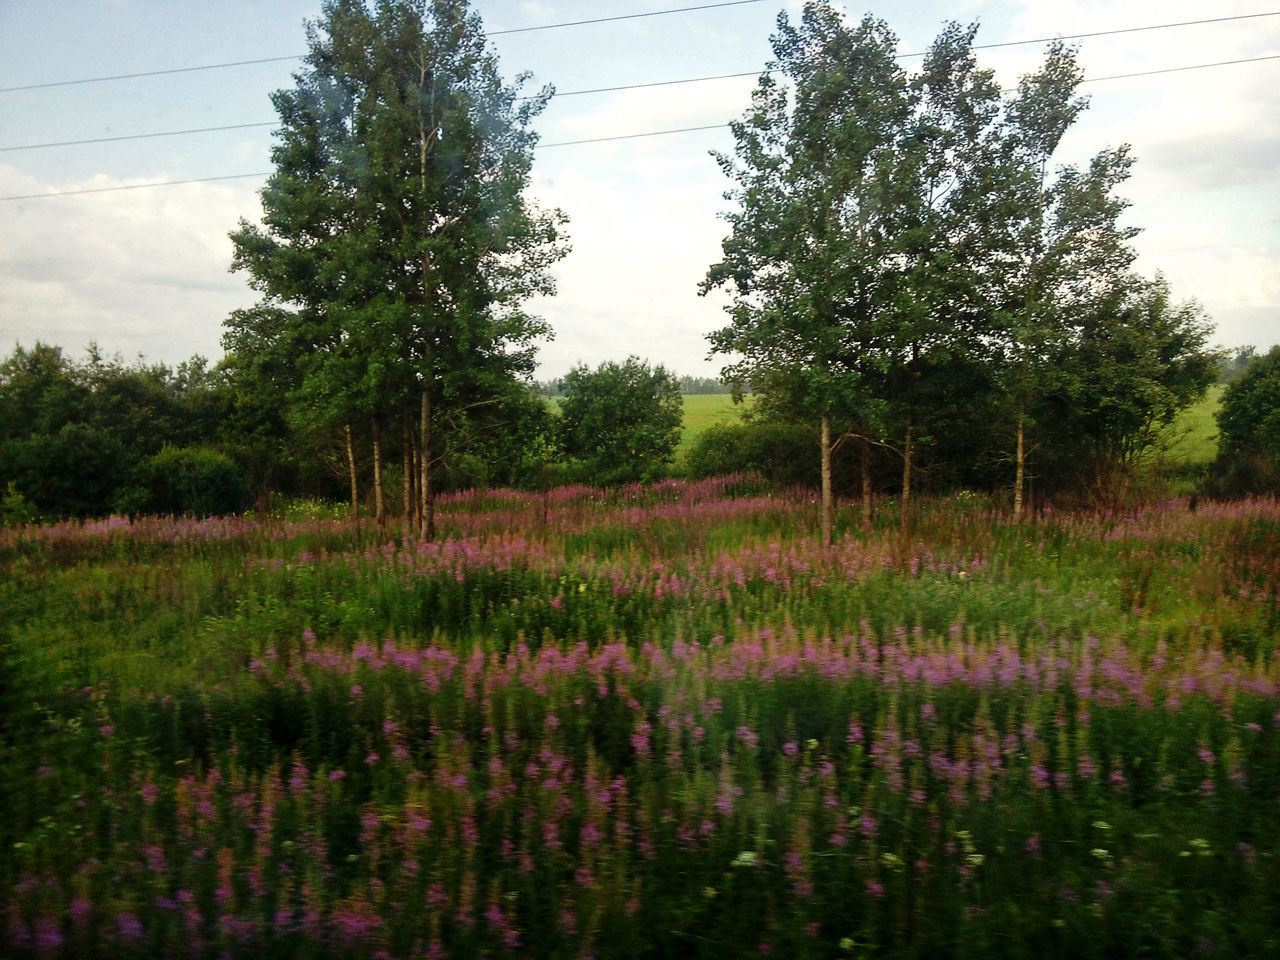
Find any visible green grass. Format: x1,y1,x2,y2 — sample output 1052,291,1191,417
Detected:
3,487,1280,958
1161,384,1223,467
677,393,751,450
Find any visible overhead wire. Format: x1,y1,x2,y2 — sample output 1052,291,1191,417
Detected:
2,11,1278,199
5,8,1279,153
0,0,770,93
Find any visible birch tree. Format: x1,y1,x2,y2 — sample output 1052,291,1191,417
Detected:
229,0,567,536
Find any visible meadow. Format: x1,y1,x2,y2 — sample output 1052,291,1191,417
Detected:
2,477,1278,958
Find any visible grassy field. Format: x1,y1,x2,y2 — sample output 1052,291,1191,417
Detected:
677,393,752,452
1161,383,1223,467
673,387,1225,467
2,479,1277,958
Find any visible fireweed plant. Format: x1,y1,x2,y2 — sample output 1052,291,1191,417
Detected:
2,478,1278,958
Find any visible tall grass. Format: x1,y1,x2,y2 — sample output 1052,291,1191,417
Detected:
2,480,1277,958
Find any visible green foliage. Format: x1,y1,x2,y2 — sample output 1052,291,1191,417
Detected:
139,446,250,517
558,357,684,485
2,422,129,518
227,0,568,529
1034,276,1221,501
685,419,819,487
1,481,37,526
704,7,1219,516
1213,344,1280,494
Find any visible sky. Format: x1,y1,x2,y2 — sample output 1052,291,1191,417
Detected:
0,0,1277,380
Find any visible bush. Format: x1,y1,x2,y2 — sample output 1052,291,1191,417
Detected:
558,357,683,485
0,422,129,518
685,420,820,487
142,446,250,516
1212,345,1280,495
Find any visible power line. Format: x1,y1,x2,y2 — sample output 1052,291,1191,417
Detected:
0,172,272,202
6,7,1279,152
10,36,1280,155
0,122,279,153
964,10,1280,57
0,0,769,93
540,123,729,148
1083,53,1280,83
487,0,767,35
2,48,1277,200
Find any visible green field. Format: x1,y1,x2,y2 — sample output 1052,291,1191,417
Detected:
677,393,752,450
2,479,1278,959
673,387,1224,467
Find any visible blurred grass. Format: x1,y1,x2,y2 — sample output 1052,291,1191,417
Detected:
1161,383,1223,467
678,393,751,453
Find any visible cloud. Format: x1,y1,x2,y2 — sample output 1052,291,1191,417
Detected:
527,155,733,377
0,165,260,363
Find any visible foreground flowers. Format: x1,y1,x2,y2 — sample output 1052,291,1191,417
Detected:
3,485,1278,958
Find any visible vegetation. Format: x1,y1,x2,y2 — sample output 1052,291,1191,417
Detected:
557,358,683,486
226,0,568,536
1213,345,1280,495
1,4,1273,958
3,483,1279,958
702,6,1218,539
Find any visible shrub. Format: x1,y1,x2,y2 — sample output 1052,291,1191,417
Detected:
1212,345,1280,495
558,357,683,485
685,420,820,487
142,446,249,516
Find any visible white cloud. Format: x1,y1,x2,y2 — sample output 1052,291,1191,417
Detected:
0,165,260,363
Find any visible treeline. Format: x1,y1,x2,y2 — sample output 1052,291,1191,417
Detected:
538,374,731,397
0,345,686,523
696,7,1235,542
2,340,1276,524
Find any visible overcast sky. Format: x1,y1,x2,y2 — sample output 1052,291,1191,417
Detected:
1,0,1276,379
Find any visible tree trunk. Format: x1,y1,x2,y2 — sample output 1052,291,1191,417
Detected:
345,423,359,520
820,414,833,549
419,388,434,541
372,420,385,529
402,405,413,536
860,430,873,530
901,422,912,519
1014,405,1026,518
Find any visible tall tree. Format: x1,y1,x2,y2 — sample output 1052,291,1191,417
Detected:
887,21,1006,512
228,0,567,537
993,42,1124,515
703,5,913,545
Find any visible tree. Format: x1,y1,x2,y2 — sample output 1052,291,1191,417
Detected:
1214,344,1280,494
990,43,1151,514
228,0,567,537
557,358,683,486
703,5,914,544
879,21,1008,514
1041,275,1218,501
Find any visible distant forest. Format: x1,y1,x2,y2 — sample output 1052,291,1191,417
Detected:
538,374,731,397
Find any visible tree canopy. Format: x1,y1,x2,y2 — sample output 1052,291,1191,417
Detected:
227,0,567,536
704,2,1217,533
558,358,684,486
